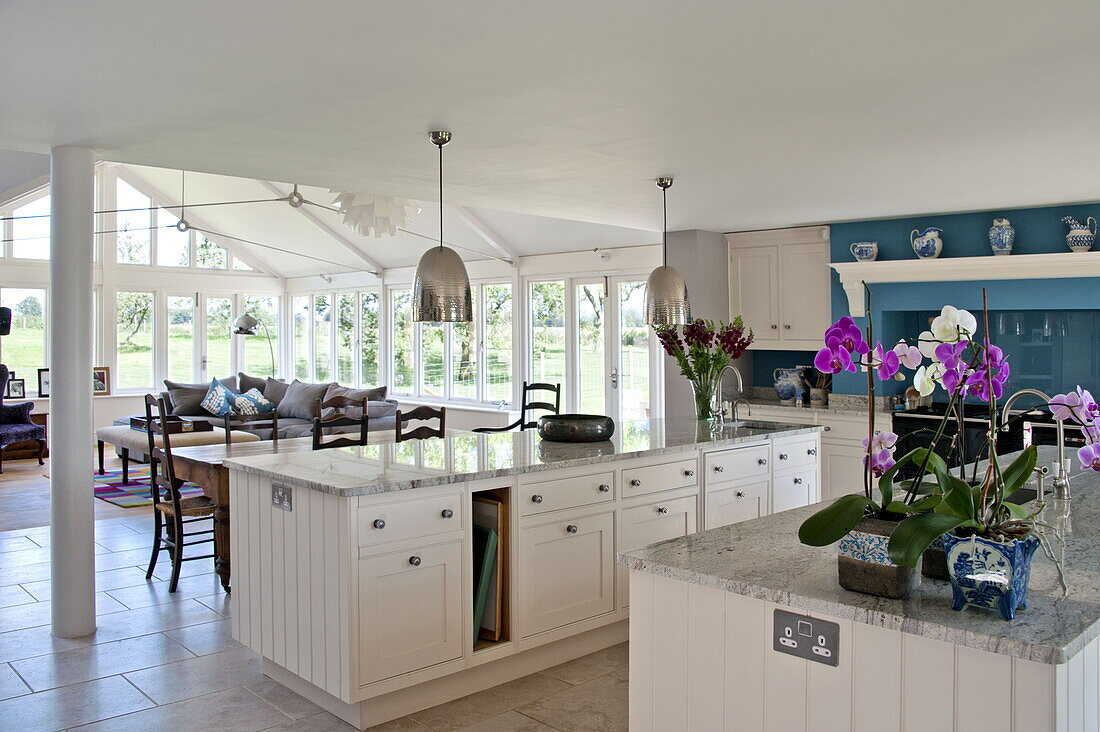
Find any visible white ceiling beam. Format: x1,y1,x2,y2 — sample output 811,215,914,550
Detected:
446,204,518,267
258,181,383,276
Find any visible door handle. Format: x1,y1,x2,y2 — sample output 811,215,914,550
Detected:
609,367,619,389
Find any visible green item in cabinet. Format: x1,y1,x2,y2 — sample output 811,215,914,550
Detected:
472,524,498,636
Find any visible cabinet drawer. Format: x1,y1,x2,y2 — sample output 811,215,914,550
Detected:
358,539,463,684
358,492,462,546
621,457,698,498
772,471,817,513
705,479,768,530
520,510,615,637
520,471,614,516
620,494,698,553
705,444,770,483
772,437,819,472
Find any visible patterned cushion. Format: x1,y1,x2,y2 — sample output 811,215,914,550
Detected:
200,380,237,417
231,388,275,415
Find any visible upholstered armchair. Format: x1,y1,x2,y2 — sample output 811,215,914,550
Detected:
0,366,46,473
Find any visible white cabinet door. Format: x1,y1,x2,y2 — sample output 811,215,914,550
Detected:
705,478,768,530
822,440,868,501
772,470,817,513
358,539,463,685
730,245,779,342
520,510,615,637
619,495,698,609
778,241,831,343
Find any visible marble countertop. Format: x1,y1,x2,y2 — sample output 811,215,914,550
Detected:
222,417,822,497
619,446,1099,664
744,396,895,420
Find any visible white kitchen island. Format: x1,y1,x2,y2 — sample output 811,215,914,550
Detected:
620,445,1100,732
221,418,822,728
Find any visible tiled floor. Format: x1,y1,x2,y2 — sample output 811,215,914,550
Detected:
0,458,629,731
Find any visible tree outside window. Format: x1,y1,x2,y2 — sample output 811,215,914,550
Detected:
116,291,154,388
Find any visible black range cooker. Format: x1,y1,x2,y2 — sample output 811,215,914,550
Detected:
891,403,1026,480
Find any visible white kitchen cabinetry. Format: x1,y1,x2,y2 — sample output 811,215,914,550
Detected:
619,492,698,608
704,479,768,529
727,226,831,351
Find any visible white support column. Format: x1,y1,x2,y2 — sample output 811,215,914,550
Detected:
49,146,97,638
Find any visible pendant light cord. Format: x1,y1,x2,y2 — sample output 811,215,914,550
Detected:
662,185,668,267
438,141,444,250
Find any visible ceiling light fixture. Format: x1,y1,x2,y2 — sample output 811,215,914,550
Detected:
330,191,420,238
644,177,691,326
413,131,472,322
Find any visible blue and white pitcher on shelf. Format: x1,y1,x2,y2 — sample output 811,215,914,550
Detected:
910,227,944,259
773,367,805,405
1062,215,1097,253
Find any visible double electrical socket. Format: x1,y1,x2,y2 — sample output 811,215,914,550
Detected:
772,609,839,667
272,483,293,512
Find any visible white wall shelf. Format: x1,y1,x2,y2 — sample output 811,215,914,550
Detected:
830,251,1100,316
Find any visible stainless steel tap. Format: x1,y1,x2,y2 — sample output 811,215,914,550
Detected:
1000,388,1069,500
716,365,749,424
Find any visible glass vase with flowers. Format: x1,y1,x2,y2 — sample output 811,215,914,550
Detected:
654,318,753,421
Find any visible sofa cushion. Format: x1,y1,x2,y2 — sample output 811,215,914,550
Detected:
277,380,333,420
322,384,390,418
237,372,268,395
264,378,289,405
200,380,237,417
164,378,237,416
231,388,276,415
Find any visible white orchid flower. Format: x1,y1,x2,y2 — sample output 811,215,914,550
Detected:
917,330,938,359
929,305,977,344
893,339,923,369
913,362,944,397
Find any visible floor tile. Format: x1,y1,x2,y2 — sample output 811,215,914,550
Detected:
150,556,220,581
93,531,157,553
12,631,195,691
89,546,155,572
0,584,36,609
0,674,154,731
0,661,31,701
0,624,96,664
457,710,556,731
412,673,571,731
541,642,627,686
106,572,225,610
0,546,51,569
82,599,225,644
0,592,128,633
362,715,428,731
163,618,241,655
123,646,263,704
195,592,232,617
72,685,292,732
263,711,359,730
247,677,323,719
0,559,54,587
0,535,38,554
22,565,151,601
517,674,629,732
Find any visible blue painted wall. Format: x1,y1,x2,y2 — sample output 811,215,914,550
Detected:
827,201,1100,394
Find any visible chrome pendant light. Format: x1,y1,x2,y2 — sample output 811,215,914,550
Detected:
413,131,473,322
645,177,691,326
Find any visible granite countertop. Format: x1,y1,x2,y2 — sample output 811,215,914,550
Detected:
222,417,823,497
744,395,895,420
619,445,1099,664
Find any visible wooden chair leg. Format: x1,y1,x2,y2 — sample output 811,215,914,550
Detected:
0,446,4,474
36,439,45,466
97,440,105,474
168,515,184,593
121,447,129,484
146,510,163,580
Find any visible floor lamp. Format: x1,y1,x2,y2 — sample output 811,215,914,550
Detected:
232,314,275,377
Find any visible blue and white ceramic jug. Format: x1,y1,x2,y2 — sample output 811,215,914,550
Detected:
849,242,878,261
988,218,1015,255
910,227,944,259
773,367,805,405
1062,215,1097,253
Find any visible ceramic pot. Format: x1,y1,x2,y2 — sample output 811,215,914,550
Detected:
810,388,828,407
772,368,805,405
849,242,878,262
537,414,616,443
942,532,1040,621
988,218,1015,255
910,227,944,259
837,516,922,599
921,535,950,581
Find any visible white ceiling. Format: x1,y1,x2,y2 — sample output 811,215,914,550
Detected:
1,1,1099,233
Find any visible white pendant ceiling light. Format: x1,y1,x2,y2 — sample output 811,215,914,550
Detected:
644,177,691,326
329,191,420,238
413,131,473,322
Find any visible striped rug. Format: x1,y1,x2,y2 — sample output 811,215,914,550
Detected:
91,466,205,508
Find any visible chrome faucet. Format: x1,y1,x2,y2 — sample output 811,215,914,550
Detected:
1000,388,1069,500
716,365,750,424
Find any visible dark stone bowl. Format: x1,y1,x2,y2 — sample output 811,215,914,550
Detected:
537,414,616,443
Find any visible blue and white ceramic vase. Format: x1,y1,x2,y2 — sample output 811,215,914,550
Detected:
988,218,1015,255
1062,215,1097,253
772,367,805,405
910,227,944,259
837,516,921,598
849,241,878,262
942,532,1040,621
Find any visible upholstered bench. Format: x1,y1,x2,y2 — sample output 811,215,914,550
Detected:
94,424,260,485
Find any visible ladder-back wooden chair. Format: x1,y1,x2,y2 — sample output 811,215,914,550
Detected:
312,396,370,450
473,381,560,433
223,411,279,445
395,405,446,442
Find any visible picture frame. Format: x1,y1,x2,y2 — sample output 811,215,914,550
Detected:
6,378,25,399
92,366,111,396
37,368,50,398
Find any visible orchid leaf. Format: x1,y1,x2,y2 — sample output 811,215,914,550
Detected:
798,494,875,547
908,494,942,512
888,512,965,568
883,501,912,515
1000,446,1038,497
934,470,976,521
1003,501,1028,520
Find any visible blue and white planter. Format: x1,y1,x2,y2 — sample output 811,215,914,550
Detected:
989,218,1015,255
836,517,921,598
942,532,1040,621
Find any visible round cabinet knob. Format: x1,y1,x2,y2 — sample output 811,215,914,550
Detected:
657,506,669,514
630,479,642,487
736,491,746,498
598,484,610,493
713,465,725,473
531,494,543,504
684,469,695,477
757,458,768,466
566,524,578,534
807,448,817,456
408,556,421,566
793,477,804,485
784,324,791,330
770,324,778,330
779,453,789,461
372,519,386,530
441,509,454,519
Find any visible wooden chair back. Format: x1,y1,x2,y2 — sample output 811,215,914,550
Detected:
223,411,279,446
473,381,561,433
312,396,370,450
143,394,185,514
395,405,446,442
